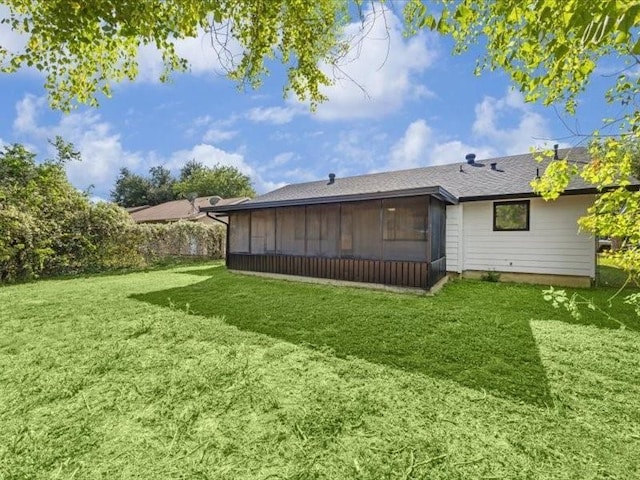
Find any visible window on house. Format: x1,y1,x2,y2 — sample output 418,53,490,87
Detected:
493,200,530,231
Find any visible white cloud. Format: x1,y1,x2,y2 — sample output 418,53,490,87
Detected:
166,143,284,194
256,151,298,176
386,91,562,171
13,94,144,196
167,144,246,172
302,3,437,121
193,115,213,127
175,35,231,75
13,94,47,135
272,152,295,166
246,106,297,125
10,94,286,197
135,44,167,83
389,120,432,169
388,119,494,170
0,6,28,56
331,128,383,173
184,113,240,141
136,30,241,83
268,131,295,143
202,128,238,143
56,112,145,191
305,130,325,138
427,141,495,166
472,89,556,154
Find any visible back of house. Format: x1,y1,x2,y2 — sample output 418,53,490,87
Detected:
203,148,618,289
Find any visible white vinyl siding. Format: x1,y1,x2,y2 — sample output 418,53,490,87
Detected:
445,204,462,272
447,195,595,277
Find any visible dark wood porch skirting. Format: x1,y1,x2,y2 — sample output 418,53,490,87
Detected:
227,254,446,289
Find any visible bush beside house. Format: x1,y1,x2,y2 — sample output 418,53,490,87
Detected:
0,141,142,282
134,221,225,262
0,141,225,284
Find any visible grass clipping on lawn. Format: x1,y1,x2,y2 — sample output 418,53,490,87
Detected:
0,264,638,479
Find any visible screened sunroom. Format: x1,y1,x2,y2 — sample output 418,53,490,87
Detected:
207,192,450,289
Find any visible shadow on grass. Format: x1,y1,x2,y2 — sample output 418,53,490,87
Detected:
132,269,555,406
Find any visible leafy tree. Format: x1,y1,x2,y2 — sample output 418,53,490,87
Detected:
405,1,637,115
0,144,54,280
575,138,640,284
148,165,175,205
111,162,254,205
110,167,151,207
179,160,207,182
403,1,640,295
2,1,637,129
174,164,255,199
0,0,346,110
0,139,142,281
628,140,640,180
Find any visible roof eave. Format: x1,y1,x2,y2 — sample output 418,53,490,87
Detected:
458,185,640,202
200,186,458,213
459,189,592,202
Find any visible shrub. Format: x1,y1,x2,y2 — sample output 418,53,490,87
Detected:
481,270,501,282
0,140,226,283
86,202,146,271
133,221,225,263
0,206,52,282
0,141,145,282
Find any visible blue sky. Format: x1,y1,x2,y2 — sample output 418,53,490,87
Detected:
0,4,624,201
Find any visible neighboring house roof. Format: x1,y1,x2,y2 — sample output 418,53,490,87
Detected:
203,148,603,213
130,196,249,223
125,205,151,213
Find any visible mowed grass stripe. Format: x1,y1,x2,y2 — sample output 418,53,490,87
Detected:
0,262,638,479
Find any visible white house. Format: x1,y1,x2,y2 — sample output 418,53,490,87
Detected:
446,194,595,286
202,147,612,289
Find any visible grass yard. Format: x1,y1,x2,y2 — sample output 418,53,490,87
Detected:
597,254,639,288
0,263,639,479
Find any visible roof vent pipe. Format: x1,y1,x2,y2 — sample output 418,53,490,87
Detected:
328,173,336,184
553,144,559,160
465,153,476,165
490,162,497,170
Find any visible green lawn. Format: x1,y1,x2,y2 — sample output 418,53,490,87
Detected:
1,264,639,479
597,254,638,288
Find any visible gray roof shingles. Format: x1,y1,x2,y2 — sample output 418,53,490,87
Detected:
205,148,597,212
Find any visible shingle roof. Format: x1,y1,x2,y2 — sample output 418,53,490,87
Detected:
125,205,151,213
130,196,248,223
202,148,605,213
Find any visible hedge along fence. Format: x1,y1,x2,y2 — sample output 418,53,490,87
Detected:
0,217,225,284
134,221,226,262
